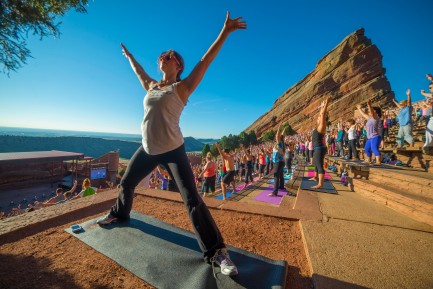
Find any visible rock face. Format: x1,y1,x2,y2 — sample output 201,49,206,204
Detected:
245,28,395,137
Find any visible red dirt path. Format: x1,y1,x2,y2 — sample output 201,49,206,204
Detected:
0,195,312,289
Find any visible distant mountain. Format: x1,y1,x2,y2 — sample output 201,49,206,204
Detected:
0,136,205,159
196,138,219,145
184,137,205,152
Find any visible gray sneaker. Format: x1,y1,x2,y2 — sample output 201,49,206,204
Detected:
211,248,238,276
96,213,118,225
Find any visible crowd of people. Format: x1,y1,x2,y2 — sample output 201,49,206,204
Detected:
2,74,431,220
1,178,97,218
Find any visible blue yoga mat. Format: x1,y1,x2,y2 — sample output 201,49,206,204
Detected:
267,174,292,184
65,211,287,289
216,190,234,200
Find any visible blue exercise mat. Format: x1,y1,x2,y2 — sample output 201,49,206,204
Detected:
216,190,234,200
65,211,287,289
267,174,292,184
299,177,337,194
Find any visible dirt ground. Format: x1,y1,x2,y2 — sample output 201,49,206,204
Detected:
0,195,313,289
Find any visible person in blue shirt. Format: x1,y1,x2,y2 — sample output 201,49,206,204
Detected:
393,89,414,148
336,120,345,157
269,122,286,196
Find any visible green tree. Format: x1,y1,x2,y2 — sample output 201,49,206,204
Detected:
201,143,210,158
248,130,258,145
1,0,89,75
262,130,275,142
239,131,249,147
210,143,219,158
282,122,293,136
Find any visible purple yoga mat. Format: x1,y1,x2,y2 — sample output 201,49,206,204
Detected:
253,185,288,205
307,171,332,179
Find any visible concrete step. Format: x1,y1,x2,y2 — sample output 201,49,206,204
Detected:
367,174,433,204
369,167,433,186
352,178,433,227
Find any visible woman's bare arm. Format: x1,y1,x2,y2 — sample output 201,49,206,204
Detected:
121,43,156,91
177,12,246,104
317,97,330,133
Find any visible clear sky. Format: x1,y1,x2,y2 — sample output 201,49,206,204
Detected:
0,0,432,138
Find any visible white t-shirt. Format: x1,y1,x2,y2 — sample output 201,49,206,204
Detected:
348,126,356,140
141,83,185,155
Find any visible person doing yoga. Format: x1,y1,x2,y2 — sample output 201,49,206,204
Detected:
309,97,330,189
96,12,246,276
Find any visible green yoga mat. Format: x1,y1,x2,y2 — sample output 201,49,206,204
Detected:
65,211,287,289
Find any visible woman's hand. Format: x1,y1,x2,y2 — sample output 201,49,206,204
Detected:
120,42,132,58
223,11,247,34
320,97,330,112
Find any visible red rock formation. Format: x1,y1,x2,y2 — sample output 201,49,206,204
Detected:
245,28,395,137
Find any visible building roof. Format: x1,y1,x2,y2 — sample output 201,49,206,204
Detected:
0,150,84,165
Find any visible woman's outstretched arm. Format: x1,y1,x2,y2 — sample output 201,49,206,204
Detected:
121,43,156,91
366,99,378,119
317,97,330,133
356,104,369,120
177,11,246,103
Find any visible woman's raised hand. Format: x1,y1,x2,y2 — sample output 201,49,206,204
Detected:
120,43,132,58
223,11,247,33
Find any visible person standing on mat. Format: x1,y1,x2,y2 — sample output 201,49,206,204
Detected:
309,97,330,189
356,99,382,165
96,11,246,277
198,153,217,197
240,144,254,189
215,143,236,200
269,122,286,196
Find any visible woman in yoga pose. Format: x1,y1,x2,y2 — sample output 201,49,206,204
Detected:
97,12,246,276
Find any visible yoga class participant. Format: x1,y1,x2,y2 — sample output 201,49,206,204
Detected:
97,12,246,276
309,97,330,189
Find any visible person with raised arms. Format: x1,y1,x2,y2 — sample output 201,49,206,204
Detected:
392,89,414,148
215,142,236,200
309,97,330,189
240,143,254,189
356,99,382,165
421,77,433,150
96,12,246,276
269,122,286,196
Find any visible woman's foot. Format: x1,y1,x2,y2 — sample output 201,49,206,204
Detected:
311,184,323,189
308,178,318,181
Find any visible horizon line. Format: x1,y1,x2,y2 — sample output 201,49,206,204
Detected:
0,126,221,140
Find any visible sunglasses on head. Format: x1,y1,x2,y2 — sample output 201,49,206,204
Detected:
159,53,182,68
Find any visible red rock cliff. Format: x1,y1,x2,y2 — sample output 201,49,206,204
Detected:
245,28,395,137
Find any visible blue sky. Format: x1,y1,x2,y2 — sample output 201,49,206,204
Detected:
0,0,432,138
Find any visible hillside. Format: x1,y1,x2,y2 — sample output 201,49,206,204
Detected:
245,28,395,137
0,136,205,159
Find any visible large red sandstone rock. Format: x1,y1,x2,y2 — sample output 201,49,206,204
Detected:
245,28,395,136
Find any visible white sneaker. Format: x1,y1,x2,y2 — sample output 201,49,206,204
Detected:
211,248,238,276
96,213,118,225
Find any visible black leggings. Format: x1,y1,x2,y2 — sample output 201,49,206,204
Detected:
272,161,285,195
285,158,292,172
313,147,327,174
202,175,216,193
110,144,224,261
348,139,358,159
244,163,254,184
